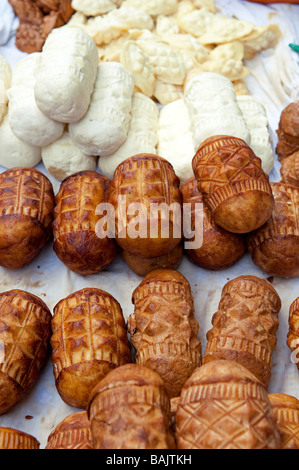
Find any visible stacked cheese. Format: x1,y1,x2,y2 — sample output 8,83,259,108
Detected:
0,2,276,183
67,0,281,105
157,72,274,183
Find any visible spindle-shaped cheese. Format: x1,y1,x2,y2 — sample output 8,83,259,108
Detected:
203,275,281,386
46,411,93,449
247,183,299,278
108,153,182,258
268,393,299,449
69,61,134,156
51,288,131,409
128,269,202,397
0,167,54,269
8,53,64,147
87,363,175,449
0,289,51,415
176,360,280,449
192,135,274,234
34,26,98,123
53,170,117,274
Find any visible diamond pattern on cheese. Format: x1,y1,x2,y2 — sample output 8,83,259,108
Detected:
157,98,195,184
120,40,156,97
201,58,250,82
237,95,274,174
162,34,209,69
87,7,154,45
8,53,64,147
71,0,122,16
98,33,130,61
70,0,282,108
176,7,214,37
241,24,282,60
136,37,186,85
69,61,134,157
34,26,99,124
98,92,158,179
198,15,255,45
184,72,250,149
121,0,179,16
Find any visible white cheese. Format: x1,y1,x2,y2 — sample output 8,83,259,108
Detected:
42,129,97,181
0,114,41,168
69,61,134,157
184,72,250,149
98,91,158,179
237,94,274,174
157,98,195,184
34,26,99,123
7,53,64,147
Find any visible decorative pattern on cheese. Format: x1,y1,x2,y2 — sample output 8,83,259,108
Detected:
8,53,64,147
71,0,122,17
237,95,274,174
69,61,134,157
86,6,154,45
120,40,156,97
68,0,281,108
136,35,186,85
184,72,250,150
157,98,195,184
42,129,97,181
98,92,158,179
34,26,99,123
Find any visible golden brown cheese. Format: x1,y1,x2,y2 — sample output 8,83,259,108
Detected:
247,182,299,278
287,296,299,368
203,275,281,386
276,101,299,161
0,427,40,449
53,170,117,275
108,153,182,258
46,411,93,449
51,287,131,409
0,167,54,269
87,363,175,449
128,268,202,398
176,360,280,449
268,393,299,449
280,150,299,187
123,243,183,276
0,289,51,415
192,135,274,234
180,177,246,270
